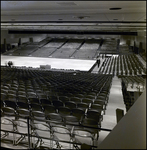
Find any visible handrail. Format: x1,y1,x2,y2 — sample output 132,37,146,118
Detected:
0,128,98,148
1,115,112,131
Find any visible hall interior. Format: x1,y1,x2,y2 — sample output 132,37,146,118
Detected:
1,1,146,149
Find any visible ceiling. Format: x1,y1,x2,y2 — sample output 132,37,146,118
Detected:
1,1,146,32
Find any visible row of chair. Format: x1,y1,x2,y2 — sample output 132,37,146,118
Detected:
100,38,119,52
1,66,112,149
98,54,146,76
121,76,145,111
1,114,99,149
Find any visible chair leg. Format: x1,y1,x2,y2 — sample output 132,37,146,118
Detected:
97,131,99,140
73,143,80,149
35,138,41,148
15,135,25,145
1,132,9,139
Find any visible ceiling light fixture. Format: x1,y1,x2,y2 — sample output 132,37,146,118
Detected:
73,16,90,19
109,8,122,10
57,2,77,6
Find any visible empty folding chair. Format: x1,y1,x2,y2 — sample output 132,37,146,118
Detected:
81,117,100,140
17,91,27,97
47,113,64,126
90,103,105,115
27,92,37,99
7,89,17,95
70,97,81,103
74,93,84,99
3,100,17,110
71,108,85,121
93,100,106,109
1,117,15,144
6,94,17,102
58,96,69,103
65,93,73,98
88,92,97,97
58,106,71,117
49,95,58,102
35,90,44,95
16,101,30,110
84,95,95,100
72,128,95,149
52,125,73,149
14,120,34,146
31,111,47,123
86,109,102,126
64,115,80,130
98,93,108,97
1,93,7,101
17,96,28,103
1,89,8,95
26,88,34,93
97,95,108,103
65,101,77,109
43,105,57,115
28,98,40,104
1,107,16,120
82,98,93,104
52,100,64,109
16,108,30,121
40,99,52,106
30,103,43,112
33,122,53,149
38,94,47,101
1,100,5,108
77,102,89,111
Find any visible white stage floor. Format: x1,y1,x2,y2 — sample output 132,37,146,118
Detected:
1,55,95,71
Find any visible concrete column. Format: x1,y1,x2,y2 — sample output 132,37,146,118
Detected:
116,108,124,123
29,37,33,43
18,38,21,46
4,38,7,52
126,39,130,47
139,42,143,54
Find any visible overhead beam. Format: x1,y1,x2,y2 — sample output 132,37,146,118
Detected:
8,30,138,35
1,21,146,24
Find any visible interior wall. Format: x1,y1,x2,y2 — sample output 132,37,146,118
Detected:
1,29,146,52
98,89,146,149
135,30,146,53
119,35,136,46
1,29,48,44
46,34,120,39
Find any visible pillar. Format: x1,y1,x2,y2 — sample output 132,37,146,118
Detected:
29,37,33,43
18,38,21,46
4,38,7,52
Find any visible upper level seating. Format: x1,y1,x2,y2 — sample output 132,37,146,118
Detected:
99,38,119,54
118,43,130,54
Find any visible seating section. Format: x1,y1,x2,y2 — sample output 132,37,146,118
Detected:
98,54,146,76
98,38,119,54
118,43,130,54
1,36,146,149
72,39,101,59
1,66,113,149
2,38,103,59
121,76,145,111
